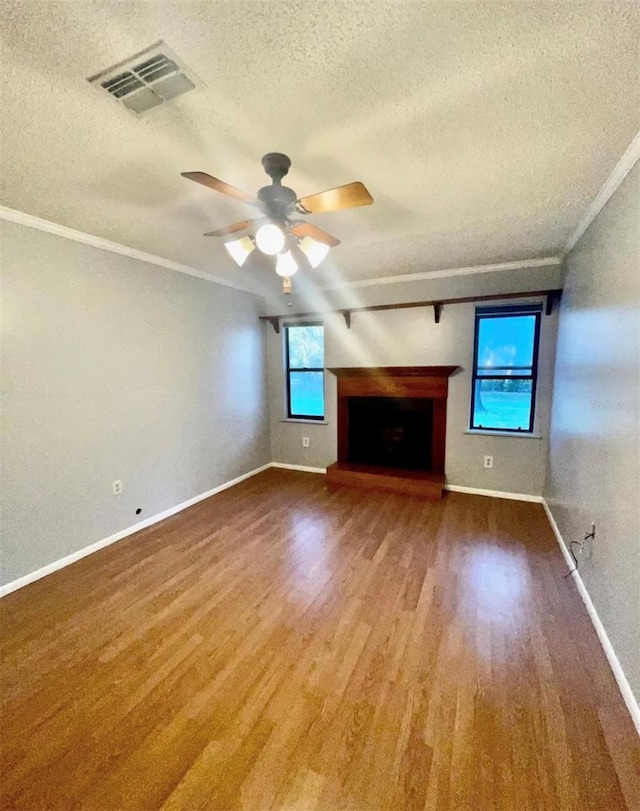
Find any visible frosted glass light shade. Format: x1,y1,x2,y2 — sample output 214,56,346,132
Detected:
255,223,285,255
275,250,298,277
299,236,330,268
224,236,255,266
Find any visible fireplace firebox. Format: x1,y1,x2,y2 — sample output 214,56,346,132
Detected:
348,397,433,471
326,366,458,499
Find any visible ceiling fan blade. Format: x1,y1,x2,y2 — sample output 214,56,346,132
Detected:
181,171,256,204
203,219,261,237
296,181,373,214
291,221,341,247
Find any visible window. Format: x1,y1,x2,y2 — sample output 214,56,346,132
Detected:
285,323,324,419
470,304,542,432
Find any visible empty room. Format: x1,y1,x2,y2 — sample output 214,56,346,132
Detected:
1,1,639,809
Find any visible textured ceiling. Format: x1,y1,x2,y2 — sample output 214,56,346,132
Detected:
1,0,638,293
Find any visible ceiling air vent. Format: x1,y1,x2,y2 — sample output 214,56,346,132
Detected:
88,41,205,115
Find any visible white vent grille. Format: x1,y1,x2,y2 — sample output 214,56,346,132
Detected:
88,41,204,115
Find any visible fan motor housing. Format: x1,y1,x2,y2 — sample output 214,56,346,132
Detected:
257,184,297,220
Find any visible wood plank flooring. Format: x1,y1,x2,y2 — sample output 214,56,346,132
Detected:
1,468,638,810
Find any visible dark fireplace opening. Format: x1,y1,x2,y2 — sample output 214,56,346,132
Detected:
347,397,433,471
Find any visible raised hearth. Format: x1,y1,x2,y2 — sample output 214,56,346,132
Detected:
326,366,458,498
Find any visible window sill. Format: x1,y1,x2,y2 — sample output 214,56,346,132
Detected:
465,429,543,439
280,418,329,425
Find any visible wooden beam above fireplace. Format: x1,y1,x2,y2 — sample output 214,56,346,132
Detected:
259,289,562,332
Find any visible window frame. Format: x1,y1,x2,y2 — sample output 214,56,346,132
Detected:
470,304,542,434
284,321,325,421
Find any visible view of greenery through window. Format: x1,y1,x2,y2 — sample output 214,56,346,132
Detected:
286,325,324,418
284,314,538,428
471,311,539,431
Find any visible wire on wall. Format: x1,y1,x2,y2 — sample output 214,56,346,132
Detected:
563,529,596,578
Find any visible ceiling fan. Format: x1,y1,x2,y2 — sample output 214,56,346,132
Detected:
181,152,373,292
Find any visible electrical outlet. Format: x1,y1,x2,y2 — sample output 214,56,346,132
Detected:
112,480,122,495
302,437,310,448
483,455,494,469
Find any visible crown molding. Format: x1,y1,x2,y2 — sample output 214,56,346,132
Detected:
319,256,561,290
0,205,254,293
5,130,637,293
565,131,640,255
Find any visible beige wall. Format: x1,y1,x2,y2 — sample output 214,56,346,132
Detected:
267,264,561,495
545,163,640,701
1,220,271,586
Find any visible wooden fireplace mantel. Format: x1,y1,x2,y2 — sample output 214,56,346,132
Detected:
326,365,459,498
328,366,459,403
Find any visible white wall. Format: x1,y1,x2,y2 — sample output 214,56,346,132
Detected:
0,220,271,587
545,163,640,702
267,264,561,495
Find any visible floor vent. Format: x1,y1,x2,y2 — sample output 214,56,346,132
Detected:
88,41,204,115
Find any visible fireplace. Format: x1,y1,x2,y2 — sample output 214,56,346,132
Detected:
348,397,433,471
326,366,458,498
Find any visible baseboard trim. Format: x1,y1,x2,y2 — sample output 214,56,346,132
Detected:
270,474,542,499
7,466,637,736
0,463,272,599
542,499,640,736
445,484,543,503
271,462,326,474
269,471,543,501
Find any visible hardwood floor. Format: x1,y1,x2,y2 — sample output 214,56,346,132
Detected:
1,469,638,810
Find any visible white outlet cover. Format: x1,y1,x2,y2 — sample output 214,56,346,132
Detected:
483,455,494,469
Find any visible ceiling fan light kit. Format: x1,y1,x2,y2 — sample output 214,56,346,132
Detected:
223,235,255,267
255,223,285,255
181,153,373,293
299,236,330,269
275,250,298,277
